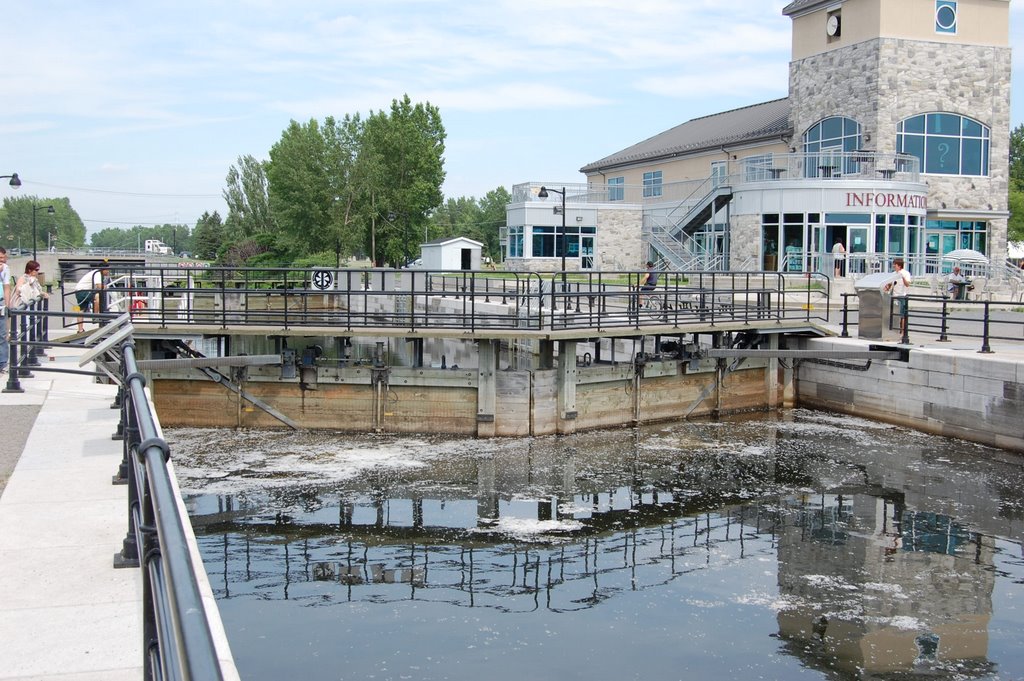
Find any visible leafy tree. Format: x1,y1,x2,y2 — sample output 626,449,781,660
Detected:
0,195,87,253
427,187,509,262
360,95,446,266
1010,124,1024,242
191,211,225,259
223,155,274,239
266,116,366,267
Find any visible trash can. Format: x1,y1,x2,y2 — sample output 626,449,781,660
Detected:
854,272,901,341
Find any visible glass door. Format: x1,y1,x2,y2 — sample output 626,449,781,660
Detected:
581,236,594,270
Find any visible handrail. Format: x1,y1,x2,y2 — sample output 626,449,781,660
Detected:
56,264,832,332
115,339,225,681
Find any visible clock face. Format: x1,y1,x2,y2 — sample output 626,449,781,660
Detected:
826,14,841,36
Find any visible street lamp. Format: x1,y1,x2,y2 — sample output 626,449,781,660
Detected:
537,186,567,289
1,173,21,189
32,204,55,261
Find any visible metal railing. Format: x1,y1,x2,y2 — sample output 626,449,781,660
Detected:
2,303,226,680
836,292,1024,353
57,265,833,333
112,337,225,681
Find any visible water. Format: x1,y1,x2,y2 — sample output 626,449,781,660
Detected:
168,410,1024,681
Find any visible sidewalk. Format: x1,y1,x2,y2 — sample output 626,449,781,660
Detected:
0,346,143,681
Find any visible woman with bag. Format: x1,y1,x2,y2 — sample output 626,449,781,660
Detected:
10,261,48,309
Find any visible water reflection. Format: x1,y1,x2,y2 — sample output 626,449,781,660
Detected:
170,411,1024,681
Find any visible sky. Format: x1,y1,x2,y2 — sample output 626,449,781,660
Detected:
1,0,1023,238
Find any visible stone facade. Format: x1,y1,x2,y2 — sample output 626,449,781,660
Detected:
789,37,1011,262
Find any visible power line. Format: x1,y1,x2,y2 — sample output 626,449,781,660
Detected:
26,180,221,199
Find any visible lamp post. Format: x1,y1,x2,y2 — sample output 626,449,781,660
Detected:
1,173,21,189
537,186,567,290
32,204,55,261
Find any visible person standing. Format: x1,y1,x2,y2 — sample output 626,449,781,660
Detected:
73,264,109,333
885,257,913,336
832,240,846,277
0,248,11,374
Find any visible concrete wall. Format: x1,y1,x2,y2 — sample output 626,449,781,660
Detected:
794,336,1024,452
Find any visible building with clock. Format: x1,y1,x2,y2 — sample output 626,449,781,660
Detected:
504,0,1012,277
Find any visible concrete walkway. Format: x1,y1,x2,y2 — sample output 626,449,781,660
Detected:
0,347,140,681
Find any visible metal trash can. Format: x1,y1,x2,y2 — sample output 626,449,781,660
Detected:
854,272,901,340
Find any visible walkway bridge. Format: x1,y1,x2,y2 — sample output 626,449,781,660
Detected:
37,265,862,438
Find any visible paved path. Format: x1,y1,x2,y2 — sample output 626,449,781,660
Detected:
0,346,142,681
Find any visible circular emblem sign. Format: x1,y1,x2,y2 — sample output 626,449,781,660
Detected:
311,269,334,291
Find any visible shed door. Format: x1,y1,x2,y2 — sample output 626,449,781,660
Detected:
461,248,472,270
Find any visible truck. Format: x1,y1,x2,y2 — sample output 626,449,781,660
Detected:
144,239,173,255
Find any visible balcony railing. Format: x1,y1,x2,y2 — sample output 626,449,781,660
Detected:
513,152,922,207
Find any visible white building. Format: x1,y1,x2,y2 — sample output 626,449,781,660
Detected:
505,0,1011,277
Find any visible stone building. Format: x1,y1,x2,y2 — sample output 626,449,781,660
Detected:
504,0,1011,277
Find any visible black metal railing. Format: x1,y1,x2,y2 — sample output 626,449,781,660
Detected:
57,265,833,333
113,339,225,681
837,293,1024,353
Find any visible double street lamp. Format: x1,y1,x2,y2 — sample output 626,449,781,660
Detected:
32,204,55,261
537,186,567,289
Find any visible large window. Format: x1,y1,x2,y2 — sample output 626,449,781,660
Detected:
531,225,555,258
608,176,624,201
803,116,862,176
643,170,662,198
896,113,989,176
507,225,524,258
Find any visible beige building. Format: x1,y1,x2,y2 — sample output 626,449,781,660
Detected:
505,0,1011,277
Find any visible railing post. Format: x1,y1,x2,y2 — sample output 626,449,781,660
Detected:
839,293,850,337
937,297,951,342
900,298,910,345
979,302,993,354
113,343,141,568
2,312,24,393
25,301,41,367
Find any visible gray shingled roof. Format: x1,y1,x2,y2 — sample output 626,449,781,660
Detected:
579,98,792,174
781,0,829,16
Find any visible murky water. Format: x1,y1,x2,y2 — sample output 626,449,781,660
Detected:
168,410,1024,681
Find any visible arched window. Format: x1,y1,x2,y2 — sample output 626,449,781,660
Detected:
803,117,862,177
803,116,862,154
896,113,989,176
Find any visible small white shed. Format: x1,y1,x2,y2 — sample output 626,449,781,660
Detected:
420,237,484,270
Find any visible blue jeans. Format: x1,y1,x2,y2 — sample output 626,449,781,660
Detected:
0,311,8,369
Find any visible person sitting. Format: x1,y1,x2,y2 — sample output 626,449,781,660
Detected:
946,266,969,300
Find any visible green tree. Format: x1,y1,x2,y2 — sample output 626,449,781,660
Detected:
360,95,446,266
0,195,87,253
190,211,223,259
1010,123,1024,242
223,155,275,239
266,117,355,265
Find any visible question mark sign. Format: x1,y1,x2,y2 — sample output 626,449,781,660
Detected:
938,142,951,169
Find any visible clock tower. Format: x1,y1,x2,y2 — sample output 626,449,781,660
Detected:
783,0,1012,261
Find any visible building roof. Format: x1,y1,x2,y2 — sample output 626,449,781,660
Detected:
579,98,792,175
781,0,829,16
422,236,483,248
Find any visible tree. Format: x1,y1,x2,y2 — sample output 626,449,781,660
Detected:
427,187,509,262
0,195,87,253
223,155,275,239
360,95,446,266
191,211,224,259
266,117,368,266
1010,124,1024,242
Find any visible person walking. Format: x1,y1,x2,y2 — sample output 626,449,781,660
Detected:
0,248,11,374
